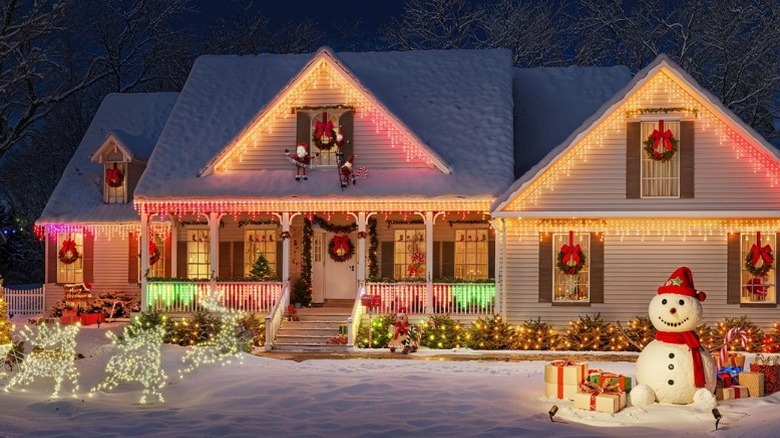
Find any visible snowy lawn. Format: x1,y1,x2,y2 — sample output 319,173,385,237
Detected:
0,323,778,437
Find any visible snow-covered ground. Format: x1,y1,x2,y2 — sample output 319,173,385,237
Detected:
0,323,778,438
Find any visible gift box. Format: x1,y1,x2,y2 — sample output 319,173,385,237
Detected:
717,371,734,388
544,360,588,400
724,352,746,368
716,385,749,400
587,370,632,393
572,385,626,413
737,371,765,397
749,354,780,394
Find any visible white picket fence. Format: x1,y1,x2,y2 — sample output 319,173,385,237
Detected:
2,286,46,315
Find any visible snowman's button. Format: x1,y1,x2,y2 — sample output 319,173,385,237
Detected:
668,379,674,385
669,353,675,359
668,364,674,370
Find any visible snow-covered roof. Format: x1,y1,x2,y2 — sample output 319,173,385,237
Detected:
135,49,516,201
38,93,178,224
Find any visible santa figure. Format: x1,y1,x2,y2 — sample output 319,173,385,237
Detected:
340,155,356,187
285,142,311,181
631,267,717,408
388,307,418,354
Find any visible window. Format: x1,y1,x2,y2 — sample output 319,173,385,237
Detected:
57,233,83,283
394,228,425,280
741,232,776,303
244,228,278,276
186,228,210,279
148,234,166,278
455,229,489,280
552,233,590,302
313,234,323,263
105,162,126,204
641,121,680,198
310,111,341,166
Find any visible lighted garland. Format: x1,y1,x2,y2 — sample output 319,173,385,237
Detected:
328,235,354,262
642,119,679,162
301,218,313,301
312,215,357,234
58,237,80,265
368,217,379,279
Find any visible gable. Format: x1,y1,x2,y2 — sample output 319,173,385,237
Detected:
494,56,780,215
202,49,450,175
90,133,132,163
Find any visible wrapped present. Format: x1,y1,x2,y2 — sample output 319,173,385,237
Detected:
572,382,626,414
717,371,734,388
587,370,632,393
724,352,746,369
716,385,749,400
718,327,747,369
749,354,780,394
737,371,765,397
544,360,588,400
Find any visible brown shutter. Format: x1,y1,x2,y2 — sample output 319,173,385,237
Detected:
164,233,172,277
680,121,695,198
177,241,187,279
381,241,394,279
727,233,741,304
276,241,283,280
47,233,58,283
339,110,354,159
233,241,244,279
442,241,455,278
626,122,641,199
488,238,495,279
128,232,139,283
219,242,231,278
296,111,311,146
82,231,94,283
589,233,604,304
432,241,441,279
538,233,552,302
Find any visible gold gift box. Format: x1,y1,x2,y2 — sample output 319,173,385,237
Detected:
572,390,626,413
737,371,765,397
716,385,749,400
543,361,588,400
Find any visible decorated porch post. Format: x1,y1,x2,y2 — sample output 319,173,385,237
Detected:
140,212,150,311
169,216,178,277
281,212,291,283
490,218,504,314
425,211,434,314
357,211,367,291
209,212,220,292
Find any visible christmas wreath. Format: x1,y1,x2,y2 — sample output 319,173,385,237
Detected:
149,241,161,266
745,232,774,277
312,113,344,151
105,167,124,188
328,235,354,262
642,119,679,162
556,232,586,276
58,238,80,265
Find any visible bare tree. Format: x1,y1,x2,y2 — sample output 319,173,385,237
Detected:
381,0,485,50
202,2,271,55
269,18,325,54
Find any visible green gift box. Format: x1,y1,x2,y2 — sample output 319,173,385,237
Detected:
588,370,632,393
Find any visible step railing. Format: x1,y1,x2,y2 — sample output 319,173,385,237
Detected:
265,282,290,351
147,281,282,314
2,285,45,315
365,282,496,316
347,286,365,348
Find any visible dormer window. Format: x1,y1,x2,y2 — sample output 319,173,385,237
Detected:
294,107,354,168
90,132,140,205
105,162,126,203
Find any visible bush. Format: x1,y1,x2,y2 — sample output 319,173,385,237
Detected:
168,311,220,346
467,315,514,350
557,313,616,351
711,315,765,352
291,276,312,307
356,313,396,348
618,316,656,352
420,314,466,349
512,318,558,351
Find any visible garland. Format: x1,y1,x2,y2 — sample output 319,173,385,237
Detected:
295,105,354,112
642,119,679,162
149,241,161,266
105,167,123,188
328,235,355,262
301,219,313,297
368,217,379,280
312,215,357,234
625,107,699,117
556,232,586,275
238,220,279,228
179,220,225,228
745,232,774,277
447,220,489,227
386,219,424,227
58,238,80,265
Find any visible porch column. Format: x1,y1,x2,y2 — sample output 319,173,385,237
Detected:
170,216,177,277
501,218,507,315
357,211,367,291
140,212,150,311
209,212,220,289
490,219,504,315
281,212,290,282
425,211,434,314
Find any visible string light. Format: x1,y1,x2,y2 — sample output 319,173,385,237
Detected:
5,323,81,398
90,324,168,404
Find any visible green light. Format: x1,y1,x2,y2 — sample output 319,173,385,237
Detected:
452,284,495,309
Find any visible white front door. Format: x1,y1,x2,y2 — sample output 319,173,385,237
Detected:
323,232,358,300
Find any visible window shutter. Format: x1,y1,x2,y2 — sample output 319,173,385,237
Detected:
177,241,187,279
128,232,139,283
83,231,94,283
680,121,695,198
233,242,244,279
432,241,441,279
381,241,394,279
441,241,455,278
626,122,641,199
47,233,57,283
727,233,741,304
589,233,604,304
164,233,172,277
219,242,231,278
488,238,495,279
339,110,354,159
538,233,552,302
296,111,311,146
276,241,283,280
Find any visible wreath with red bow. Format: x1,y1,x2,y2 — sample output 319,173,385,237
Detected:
105,167,124,188
58,238,80,265
328,235,354,262
149,241,161,266
556,232,586,275
312,113,344,151
642,119,679,162
745,232,774,276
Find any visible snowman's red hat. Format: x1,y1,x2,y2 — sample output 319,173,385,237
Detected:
657,266,707,301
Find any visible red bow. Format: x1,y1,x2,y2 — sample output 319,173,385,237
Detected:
61,238,77,254
561,231,581,265
750,231,773,266
315,113,334,140
105,168,123,186
332,235,350,255
149,241,157,254
393,321,410,340
651,120,674,155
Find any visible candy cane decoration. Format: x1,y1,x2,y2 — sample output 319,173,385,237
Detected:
719,327,748,369
355,166,368,179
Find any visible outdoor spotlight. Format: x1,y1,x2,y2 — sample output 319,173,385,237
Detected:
548,405,559,422
712,408,722,430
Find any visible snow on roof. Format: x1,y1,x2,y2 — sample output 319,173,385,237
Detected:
38,93,178,224
135,49,516,200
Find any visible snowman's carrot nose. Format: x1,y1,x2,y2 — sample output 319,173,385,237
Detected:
670,308,677,314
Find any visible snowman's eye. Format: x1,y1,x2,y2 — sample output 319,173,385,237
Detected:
662,299,667,305
679,299,685,306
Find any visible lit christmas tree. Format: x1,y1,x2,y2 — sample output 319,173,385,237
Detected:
250,254,274,281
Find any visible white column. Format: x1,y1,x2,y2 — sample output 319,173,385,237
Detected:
140,213,150,311
209,212,220,289
357,211,367,292
281,212,291,283
490,218,502,315
169,216,177,277
425,211,434,314
501,218,507,315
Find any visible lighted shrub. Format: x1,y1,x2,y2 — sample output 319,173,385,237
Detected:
420,314,466,349
557,313,616,351
467,314,514,350
356,313,396,348
511,318,558,351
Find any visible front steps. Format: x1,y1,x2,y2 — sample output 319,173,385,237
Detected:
272,304,352,351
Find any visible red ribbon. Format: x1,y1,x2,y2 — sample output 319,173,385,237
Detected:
105,168,123,186
750,231,773,266
561,231,581,266
315,113,334,140
392,321,409,341
579,381,622,411
656,330,706,388
651,120,674,155
332,235,350,255
551,360,584,399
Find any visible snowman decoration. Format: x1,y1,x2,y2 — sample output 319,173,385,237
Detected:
631,267,717,408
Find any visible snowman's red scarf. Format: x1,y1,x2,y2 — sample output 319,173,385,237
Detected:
655,330,706,388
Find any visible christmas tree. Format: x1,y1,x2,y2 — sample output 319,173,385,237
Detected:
0,276,12,345
250,254,274,281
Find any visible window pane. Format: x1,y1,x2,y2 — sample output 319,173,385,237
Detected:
187,228,210,279
641,121,680,197
552,233,590,302
741,232,776,303
453,228,489,281
393,227,426,280
57,232,84,284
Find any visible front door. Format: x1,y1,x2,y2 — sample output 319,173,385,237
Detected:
323,232,358,300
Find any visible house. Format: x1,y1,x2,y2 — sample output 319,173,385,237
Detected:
37,47,780,340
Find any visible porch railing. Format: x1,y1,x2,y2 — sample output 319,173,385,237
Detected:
365,282,495,316
347,286,365,347
2,285,45,315
146,281,283,314
265,282,290,351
